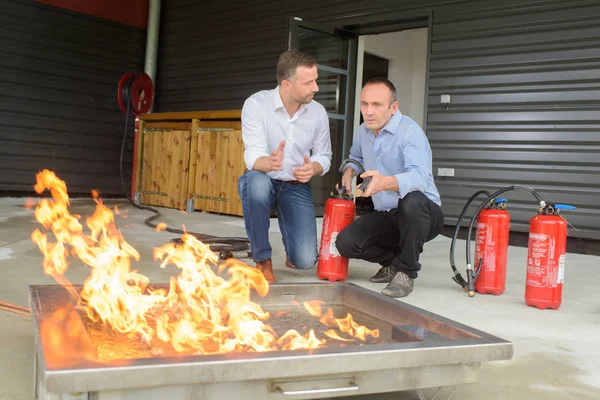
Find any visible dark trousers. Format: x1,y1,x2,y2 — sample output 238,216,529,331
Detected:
335,191,444,279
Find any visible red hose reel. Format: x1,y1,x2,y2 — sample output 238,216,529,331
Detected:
117,72,154,115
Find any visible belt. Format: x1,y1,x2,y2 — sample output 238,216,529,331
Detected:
273,179,304,185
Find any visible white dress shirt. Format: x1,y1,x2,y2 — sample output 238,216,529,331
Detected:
241,87,332,181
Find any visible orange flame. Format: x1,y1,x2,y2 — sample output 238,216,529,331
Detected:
303,300,379,341
31,170,379,361
114,205,128,219
155,223,167,232
23,197,35,209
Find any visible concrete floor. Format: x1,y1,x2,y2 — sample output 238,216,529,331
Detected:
0,197,599,400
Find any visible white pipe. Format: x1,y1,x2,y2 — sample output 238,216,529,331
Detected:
144,0,161,112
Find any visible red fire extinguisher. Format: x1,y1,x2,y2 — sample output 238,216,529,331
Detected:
473,198,511,295
525,203,575,310
317,187,356,282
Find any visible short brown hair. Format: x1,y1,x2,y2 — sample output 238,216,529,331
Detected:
276,50,317,85
364,77,397,103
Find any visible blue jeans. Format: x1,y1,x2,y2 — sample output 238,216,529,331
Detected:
237,170,318,269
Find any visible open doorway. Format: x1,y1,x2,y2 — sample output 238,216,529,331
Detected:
360,53,389,125
352,27,429,215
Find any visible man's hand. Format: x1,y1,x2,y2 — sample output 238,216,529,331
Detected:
268,140,285,171
359,170,398,197
293,156,316,183
342,167,355,193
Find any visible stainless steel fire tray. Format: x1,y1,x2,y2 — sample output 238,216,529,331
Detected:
31,283,513,400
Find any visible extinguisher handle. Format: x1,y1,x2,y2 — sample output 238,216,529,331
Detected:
554,204,576,211
494,198,508,204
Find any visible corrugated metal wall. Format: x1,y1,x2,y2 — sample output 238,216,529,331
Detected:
0,0,146,196
156,0,600,240
154,0,451,111
427,0,600,240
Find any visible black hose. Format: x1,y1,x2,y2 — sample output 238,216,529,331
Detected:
449,190,491,291
339,158,365,176
118,76,250,255
464,185,545,296
339,158,372,194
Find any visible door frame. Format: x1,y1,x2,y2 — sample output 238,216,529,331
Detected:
287,16,359,160
344,10,433,134
290,10,434,134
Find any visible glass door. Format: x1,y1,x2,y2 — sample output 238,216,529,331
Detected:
288,16,358,215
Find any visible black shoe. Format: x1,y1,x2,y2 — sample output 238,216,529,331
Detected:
369,266,395,283
382,271,414,298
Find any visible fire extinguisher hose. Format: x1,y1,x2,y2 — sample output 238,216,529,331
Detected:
449,189,492,291
339,158,374,196
461,185,546,297
339,158,365,176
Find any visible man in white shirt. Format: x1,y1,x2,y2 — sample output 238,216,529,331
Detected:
237,50,332,283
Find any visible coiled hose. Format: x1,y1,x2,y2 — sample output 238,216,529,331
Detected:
118,75,251,254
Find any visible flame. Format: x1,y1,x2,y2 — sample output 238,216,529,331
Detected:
24,197,35,209
303,300,379,341
113,205,128,219
31,170,379,362
155,223,167,232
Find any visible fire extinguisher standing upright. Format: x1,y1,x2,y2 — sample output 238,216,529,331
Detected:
317,186,356,282
473,198,511,295
525,203,575,310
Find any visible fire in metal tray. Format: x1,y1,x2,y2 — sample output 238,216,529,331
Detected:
30,170,381,365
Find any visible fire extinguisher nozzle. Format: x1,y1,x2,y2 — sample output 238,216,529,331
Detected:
452,274,469,292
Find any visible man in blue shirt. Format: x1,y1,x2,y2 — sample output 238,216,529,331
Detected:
336,78,444,298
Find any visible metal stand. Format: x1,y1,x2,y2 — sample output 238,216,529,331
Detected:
417,387,456,400
186,199,194,214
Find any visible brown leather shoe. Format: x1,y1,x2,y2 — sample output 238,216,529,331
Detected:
256,258,276,283
285,257,296,269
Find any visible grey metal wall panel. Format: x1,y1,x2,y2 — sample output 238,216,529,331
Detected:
156,0,600,239
0,0,145,195
154,0,458,112
428,0,600,240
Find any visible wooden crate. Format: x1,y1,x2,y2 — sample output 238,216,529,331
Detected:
136,111,245,217
191,121,245,216
137,121,192,210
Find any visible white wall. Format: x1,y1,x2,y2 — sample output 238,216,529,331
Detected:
353,28,429,135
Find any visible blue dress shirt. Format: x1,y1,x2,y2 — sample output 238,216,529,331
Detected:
347,111,441,211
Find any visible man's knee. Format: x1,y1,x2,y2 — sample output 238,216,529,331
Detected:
398,191,428,218
334,227,355,258
239,170,272,203
289,245,318,270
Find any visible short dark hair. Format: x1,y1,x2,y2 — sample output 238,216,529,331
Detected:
276,50,317,85
363,77,397,103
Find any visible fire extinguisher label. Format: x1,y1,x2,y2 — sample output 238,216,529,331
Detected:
558,254,565,284
475,222,496,272
329,232,340,257
527,233,554,288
